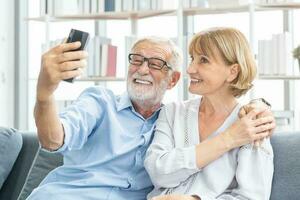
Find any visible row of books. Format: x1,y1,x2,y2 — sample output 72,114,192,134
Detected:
86,36,117,77
40,0,300,16
257,32,294,76
40,0,179,16
42,36,117,78
42,32,296,79
180,33,296,76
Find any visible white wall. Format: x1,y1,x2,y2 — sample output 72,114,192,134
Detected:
0,1,15,127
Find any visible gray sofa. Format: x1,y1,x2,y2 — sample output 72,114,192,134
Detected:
0,131,63,200
0,129,299,200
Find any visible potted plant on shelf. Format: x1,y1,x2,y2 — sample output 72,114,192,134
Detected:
293,45,300,71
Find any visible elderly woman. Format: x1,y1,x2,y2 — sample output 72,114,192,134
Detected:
144,27,275,200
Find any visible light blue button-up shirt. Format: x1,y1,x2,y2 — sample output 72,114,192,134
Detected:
28,86,161,200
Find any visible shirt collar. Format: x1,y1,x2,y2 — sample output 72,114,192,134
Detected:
116,92,164,118
116,92,133,112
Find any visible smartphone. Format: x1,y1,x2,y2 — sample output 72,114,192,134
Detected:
64,29,90,83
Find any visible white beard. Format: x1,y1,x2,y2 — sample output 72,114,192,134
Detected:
127,73,169,106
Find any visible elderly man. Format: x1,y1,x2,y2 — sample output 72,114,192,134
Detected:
28,37,274,200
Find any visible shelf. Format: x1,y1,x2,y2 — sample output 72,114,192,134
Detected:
258,75,300,80
29,77,126,82
75,77,126,82
258,2,300,9
184,3,300,16
26,9,175,22
183,5,252,15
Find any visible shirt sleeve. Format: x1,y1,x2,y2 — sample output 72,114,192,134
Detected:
144,104,200,189
217,139,274,200
53,87,106,154
188,139,274,200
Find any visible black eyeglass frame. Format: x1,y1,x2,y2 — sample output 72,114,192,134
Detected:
128,53,172,71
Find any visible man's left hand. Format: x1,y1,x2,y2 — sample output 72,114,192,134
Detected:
238,99,276,146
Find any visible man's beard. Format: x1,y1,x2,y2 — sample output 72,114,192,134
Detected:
127,73,169,106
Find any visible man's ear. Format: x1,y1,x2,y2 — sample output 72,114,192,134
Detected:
227,64,240,82
167,71,181,89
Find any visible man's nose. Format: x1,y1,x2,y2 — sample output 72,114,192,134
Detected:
137,60,150,74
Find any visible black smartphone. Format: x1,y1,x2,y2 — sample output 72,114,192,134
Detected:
64,29,90,83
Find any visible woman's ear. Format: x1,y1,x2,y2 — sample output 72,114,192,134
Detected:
227,64,240,82
167,71,181,89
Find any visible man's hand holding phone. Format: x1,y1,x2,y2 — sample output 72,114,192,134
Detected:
64,29,90,82
37,30,89,103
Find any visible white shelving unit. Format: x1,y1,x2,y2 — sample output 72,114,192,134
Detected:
27,10,176,82
25,1,300,130
25,3,179,130
177,2,300,131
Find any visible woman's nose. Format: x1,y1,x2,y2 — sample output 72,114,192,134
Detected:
187,63,195,74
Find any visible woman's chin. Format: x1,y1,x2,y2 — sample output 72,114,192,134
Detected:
188,87,202,95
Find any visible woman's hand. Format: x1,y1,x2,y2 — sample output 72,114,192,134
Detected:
151,194,200,200
223,107,276,149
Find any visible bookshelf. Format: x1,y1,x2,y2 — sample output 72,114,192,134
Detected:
24,0,300,131
26,10,175,21
176,1,300,131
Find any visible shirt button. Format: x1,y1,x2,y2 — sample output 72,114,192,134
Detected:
126,177,133,189
141,135,146,146
128,177,133,184
126,182,132,189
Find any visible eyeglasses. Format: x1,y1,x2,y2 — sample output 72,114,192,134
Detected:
128,53,172,71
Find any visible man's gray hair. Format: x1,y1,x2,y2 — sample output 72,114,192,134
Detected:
131,36,183,72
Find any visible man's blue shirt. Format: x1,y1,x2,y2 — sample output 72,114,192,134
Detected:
28,86,161,200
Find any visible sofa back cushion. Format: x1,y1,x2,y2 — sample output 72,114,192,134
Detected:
270,132,300,200
18,148,63,200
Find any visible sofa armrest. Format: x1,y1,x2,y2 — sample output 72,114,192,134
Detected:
0,127,22,189
0,131,39,200
270,131,300,200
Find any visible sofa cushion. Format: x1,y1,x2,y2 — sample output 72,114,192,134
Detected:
270,132,300,200
0,127,22,188
18,148,63,200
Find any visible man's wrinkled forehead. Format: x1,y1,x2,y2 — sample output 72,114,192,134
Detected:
132,41,171,60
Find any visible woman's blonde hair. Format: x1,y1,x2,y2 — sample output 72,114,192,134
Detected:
189,27,257,97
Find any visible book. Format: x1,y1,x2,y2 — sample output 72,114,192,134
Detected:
107,44,117,77
105,0,115,11
101,44,108,76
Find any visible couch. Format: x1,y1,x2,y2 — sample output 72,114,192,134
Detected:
0,127,22,190
0,129,299,200
0,131,63,200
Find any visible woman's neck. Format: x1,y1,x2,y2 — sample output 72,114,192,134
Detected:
200,95,238,117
